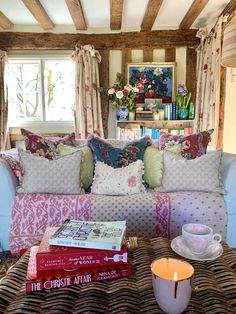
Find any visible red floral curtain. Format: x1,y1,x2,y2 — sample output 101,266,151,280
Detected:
71,45,104,139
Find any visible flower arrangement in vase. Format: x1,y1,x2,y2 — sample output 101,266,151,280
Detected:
108,72,139,120
176,84,192,120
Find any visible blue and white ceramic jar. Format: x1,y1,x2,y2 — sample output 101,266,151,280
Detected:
117,107,129,121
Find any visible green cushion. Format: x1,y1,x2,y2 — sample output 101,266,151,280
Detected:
143,146,163,188
58,144,94,190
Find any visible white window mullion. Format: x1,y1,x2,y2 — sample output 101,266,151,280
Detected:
40,60,46,122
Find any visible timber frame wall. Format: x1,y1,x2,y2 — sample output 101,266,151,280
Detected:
0,30,200,139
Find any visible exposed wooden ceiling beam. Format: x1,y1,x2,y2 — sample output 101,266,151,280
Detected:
0,11,13,29
179,0,210,29
0,30,199,50
65,0,87,30
141,0,164,31
22,0,54,30
110,0,124,30
220,0,236,17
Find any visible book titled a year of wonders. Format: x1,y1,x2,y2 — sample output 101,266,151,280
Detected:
49,220,126,251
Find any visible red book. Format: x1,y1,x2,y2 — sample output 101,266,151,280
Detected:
26,246,132,293
36,227,128,271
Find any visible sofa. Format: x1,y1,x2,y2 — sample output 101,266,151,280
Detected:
0,135,236,254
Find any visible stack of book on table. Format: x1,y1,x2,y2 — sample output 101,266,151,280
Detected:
26,219,132,293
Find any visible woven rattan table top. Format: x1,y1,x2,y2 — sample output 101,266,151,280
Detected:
0,237,235,313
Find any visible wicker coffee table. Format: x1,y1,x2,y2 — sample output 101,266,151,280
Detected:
0,237,236,313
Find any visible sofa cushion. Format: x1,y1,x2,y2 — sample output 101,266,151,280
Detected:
0,149,23,181
158,129,214,159
156,150,225,194
57,144,94,190
21,128,76,159
87,135,151,168
143,146,163,188
18,149,83,194
91,160,145,195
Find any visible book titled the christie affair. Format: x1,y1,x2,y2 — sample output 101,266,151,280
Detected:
49,220,126,251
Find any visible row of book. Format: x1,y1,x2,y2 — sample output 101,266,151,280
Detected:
26,220,131,293
116,126,192,140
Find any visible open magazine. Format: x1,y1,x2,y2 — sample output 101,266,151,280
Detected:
49,219,126,251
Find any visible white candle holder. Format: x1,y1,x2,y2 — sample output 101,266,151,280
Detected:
151,258,194,314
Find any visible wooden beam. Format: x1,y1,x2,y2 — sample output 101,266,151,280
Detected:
65,0,87,31
220,0,236,17
217,66,226,150
165,48,176,62
0,11,13,29
99,50,109,138
143,48,153,62
179,0,210,29
186,48,197,104
22,0,54,30
141,0,164,31
122,49,132,83
0,30,199,50
110,0,123,30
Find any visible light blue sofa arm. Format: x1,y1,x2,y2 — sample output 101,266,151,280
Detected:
0,160,18,251
221,152,236,248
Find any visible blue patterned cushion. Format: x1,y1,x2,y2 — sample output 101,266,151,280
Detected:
87,135,151,168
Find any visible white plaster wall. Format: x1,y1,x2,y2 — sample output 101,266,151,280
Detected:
223,68,236,153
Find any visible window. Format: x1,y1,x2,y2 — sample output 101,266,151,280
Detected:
6,57,75,125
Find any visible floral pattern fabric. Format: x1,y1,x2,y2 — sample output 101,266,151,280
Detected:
195,17,223,148
0,148,22,181
87,135,151,167
158,129,214,159
71,45,104,139
21,128,76,159
9,190,227,255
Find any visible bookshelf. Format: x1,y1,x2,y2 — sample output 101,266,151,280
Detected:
116,119,194,140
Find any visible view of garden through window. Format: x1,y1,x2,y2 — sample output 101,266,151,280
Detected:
6,59,75,124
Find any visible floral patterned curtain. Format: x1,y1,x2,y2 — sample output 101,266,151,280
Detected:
194,17,223,148
71,44,104,139
0,51,10,151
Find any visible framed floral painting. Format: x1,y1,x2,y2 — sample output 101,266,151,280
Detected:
127,62,176,104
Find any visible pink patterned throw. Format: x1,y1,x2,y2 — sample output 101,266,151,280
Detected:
152,192,171,238
9,193,92,255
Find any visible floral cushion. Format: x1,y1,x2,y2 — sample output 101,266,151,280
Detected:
91,160,145,195
158,129,214,159
0,149,23,181
21,128,76,159
87,135,151,168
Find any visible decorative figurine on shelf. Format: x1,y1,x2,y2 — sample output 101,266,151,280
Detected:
176,84,192,120
108,72,139,121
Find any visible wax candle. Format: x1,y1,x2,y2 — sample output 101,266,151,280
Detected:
151,258,194,314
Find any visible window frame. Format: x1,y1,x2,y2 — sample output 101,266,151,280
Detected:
6,51,75,129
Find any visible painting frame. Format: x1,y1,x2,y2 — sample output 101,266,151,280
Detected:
127,62,176,104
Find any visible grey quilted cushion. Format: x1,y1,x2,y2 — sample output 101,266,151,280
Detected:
156,150,225,194
18,149,83,194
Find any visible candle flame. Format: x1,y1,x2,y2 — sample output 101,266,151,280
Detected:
173,271,178,281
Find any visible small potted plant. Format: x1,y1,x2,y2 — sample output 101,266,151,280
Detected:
176,84,192,120
108,72,139,121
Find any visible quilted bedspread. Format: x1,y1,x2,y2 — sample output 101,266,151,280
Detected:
9,191,227,255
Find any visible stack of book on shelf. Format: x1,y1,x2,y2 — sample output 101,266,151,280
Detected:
26,220,132,293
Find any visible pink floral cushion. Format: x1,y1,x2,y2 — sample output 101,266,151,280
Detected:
21,128,76,159
0,149,23,181
158,129,214,159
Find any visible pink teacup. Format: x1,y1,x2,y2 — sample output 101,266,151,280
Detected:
182,223,222,255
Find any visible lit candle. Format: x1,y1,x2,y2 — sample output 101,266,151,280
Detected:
151,258,194,314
